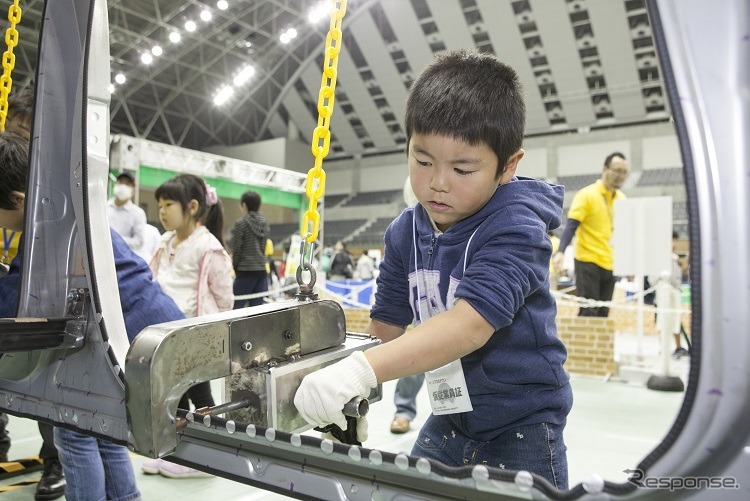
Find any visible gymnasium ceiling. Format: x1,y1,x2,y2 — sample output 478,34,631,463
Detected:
11,0,668,159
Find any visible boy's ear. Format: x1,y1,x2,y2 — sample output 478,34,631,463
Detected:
10,190,25,209
498,149,524,183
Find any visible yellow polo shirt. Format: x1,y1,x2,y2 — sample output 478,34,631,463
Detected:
567,180,626,270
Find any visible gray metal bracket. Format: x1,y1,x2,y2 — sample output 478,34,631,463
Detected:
125,300,347,458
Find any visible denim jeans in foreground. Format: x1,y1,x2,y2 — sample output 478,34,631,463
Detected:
54,427,141,501
412,415,568,490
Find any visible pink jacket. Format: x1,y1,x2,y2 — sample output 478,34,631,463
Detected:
150,227,234,317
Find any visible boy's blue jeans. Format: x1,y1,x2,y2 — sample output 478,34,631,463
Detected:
412,415,568,490
54,427,141,501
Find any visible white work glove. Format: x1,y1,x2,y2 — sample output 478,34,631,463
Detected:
320,416,369,443
294,351,377,431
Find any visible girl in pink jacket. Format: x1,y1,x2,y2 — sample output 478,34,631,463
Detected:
150,174,234,319
145,174,234,478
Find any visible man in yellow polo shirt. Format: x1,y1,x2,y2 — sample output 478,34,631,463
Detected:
553,152,628,317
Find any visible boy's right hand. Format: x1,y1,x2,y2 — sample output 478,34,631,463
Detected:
294,351,377,431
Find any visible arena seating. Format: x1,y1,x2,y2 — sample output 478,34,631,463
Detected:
555,174,601,193
340,189,402,207
322,193,349,208
272,181,691,250
348,217,393,248
323,219,368,246
637,167,684,187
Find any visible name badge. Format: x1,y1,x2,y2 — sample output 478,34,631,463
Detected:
426,360,473,415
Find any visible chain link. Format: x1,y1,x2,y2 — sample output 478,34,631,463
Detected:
301,0,347,246
297,0,347,290
0,1,21,132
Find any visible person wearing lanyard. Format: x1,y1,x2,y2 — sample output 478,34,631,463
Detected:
1,229,21,275
553,152,629,317
293,50,573,490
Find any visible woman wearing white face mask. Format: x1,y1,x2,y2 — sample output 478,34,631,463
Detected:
107,171,148,253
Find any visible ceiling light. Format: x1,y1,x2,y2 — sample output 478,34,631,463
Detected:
185,20,197,32
233,65,255,86
213,85,234,106
169,31,181,43
141,52,153,64
217,0,229,10
109,83,115,94
287,28,298,39
200,10,212,22
115,73,126,84
151,45,163,56
279,33,290,44
308,3,331,24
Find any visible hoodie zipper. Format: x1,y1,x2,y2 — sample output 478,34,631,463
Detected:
427,234,438,269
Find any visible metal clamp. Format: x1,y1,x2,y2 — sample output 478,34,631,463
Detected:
125,300,347,458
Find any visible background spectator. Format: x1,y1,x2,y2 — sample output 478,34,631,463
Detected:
356,249,375,280
329,240,354,280
231,190,270,308
553,152,629,317
107,171,147,252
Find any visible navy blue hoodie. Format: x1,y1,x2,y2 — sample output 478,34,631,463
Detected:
371,176,573,442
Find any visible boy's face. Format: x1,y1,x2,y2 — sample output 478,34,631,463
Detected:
0,191,25,231
408,133,520,232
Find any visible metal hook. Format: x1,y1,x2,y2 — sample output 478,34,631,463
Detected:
295,262,318,300
295,261,317,290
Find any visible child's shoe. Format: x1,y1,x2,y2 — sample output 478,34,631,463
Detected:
141,458,165,474
158,462,212,479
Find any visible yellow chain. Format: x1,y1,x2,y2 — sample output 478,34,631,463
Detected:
0,0,21,132
301,0,347,244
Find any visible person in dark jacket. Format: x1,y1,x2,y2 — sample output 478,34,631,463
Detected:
231,191,270,308
328,240,354,280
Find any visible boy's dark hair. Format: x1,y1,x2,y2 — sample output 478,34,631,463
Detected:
604,152,626,167
155,174,225,247
404,50,526,177
7,88,34,128
240,190,261,212
0,132,30,210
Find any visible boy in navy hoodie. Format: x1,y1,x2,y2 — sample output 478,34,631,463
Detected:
295,50,572,489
